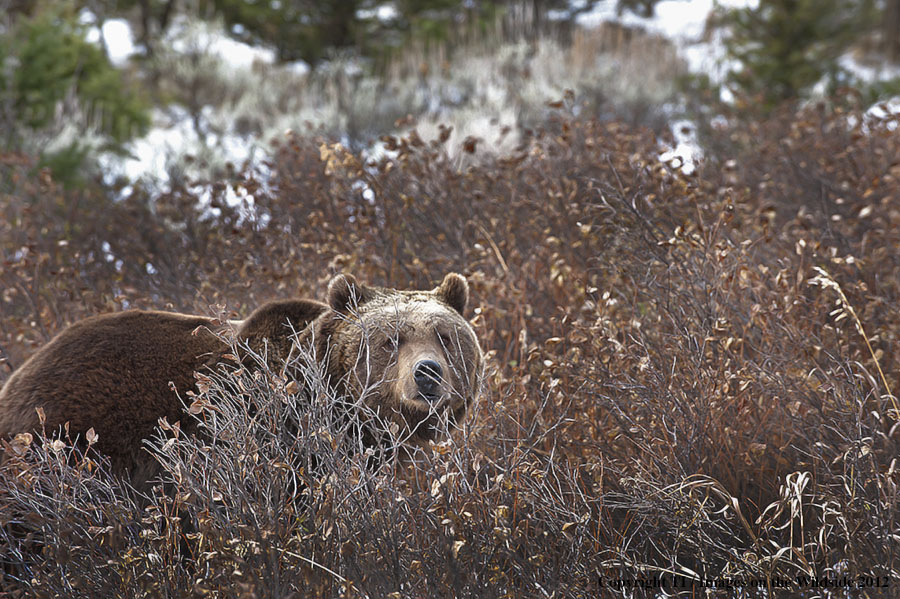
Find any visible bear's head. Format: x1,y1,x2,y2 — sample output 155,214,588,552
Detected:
313,273,483,446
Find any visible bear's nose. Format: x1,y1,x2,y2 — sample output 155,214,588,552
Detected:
414,359,443,400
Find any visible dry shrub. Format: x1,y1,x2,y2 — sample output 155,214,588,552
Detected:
1,96,899,596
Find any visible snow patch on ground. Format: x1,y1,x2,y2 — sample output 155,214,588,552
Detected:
867,97,900,117
357,4,400,21
579,0,755,85
659,118,700,174
98,107,193,184
579,0,756,41
838,54,900,84
166,17,277,69
101,104,262,188
81,12,138,66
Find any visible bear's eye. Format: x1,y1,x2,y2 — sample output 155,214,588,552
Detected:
381,334,404,351
437,331,454,348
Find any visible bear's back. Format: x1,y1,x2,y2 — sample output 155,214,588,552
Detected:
0,310,226,471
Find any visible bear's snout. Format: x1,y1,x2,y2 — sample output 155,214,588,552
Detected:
414,359,443,400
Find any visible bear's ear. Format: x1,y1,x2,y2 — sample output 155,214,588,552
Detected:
327,274,367,313
436,273,468,315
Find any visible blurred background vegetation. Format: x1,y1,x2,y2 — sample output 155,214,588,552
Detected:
1,0,899,188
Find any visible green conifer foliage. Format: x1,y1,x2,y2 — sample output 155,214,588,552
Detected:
206,0,362,65
724,0,876,110
205,0,503,66
0,7,150,184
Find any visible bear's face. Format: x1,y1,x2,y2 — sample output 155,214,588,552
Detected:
321,273,483,445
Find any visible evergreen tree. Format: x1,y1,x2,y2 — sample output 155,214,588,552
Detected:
206,0,366,65
205,0,505,66
0,5,150,184
615,0,662,18
723,0,877,109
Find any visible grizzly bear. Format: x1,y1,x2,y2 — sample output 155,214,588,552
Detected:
0,273,483,485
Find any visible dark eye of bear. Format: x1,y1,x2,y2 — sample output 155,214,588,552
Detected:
437,331,454,349
381,333,404,351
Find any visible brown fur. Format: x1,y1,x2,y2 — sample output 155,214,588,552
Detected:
0,274,483,482
307,273,483,447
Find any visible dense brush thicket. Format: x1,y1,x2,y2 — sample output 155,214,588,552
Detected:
1,98,899,597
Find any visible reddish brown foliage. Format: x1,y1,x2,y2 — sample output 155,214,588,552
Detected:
1,101,899,596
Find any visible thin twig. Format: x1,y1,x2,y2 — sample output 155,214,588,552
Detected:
0,341,15,373
810,267,898,420
476,224,509,274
